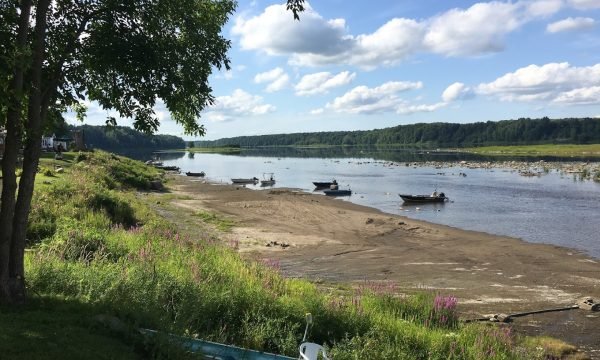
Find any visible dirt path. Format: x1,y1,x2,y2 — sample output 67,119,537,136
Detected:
156,176,600,356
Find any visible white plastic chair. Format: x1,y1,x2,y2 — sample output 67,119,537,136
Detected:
299,342,330,360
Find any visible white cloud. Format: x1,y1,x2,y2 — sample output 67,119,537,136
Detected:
553,86,600,104
295,71,356,96
424,2,521,57
216,64,247,80
326,81,424,114
477,62,600,104
547,17,595,33
397,102,447,115
525,0,563,17
204,89,275,122
254,67,284,83
568,0,600,9
254,67,290,92
232,1,563,68
442,82,474,102
233,4,349,56
310,108,324,115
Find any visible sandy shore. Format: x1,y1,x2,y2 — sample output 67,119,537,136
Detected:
157,175,600,354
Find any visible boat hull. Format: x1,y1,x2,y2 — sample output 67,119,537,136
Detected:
313,181,333,189
399,194,447,203
260,180,275,186
232,178,258,184
324,189,352,196
140,329,294,360
185,171,205,177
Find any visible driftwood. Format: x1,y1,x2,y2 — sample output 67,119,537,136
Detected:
465,297,599,323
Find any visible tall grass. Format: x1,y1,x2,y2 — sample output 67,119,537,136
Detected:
21,151,558,359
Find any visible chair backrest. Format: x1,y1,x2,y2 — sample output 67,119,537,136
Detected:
299,342,329,360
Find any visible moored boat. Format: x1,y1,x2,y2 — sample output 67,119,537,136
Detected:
232,177,259,184
399,192,448,203
313,181,333,188
185,171,205,177
155,165,180,171
313,179,338,189
324,189,352,196
140,329,295,360
260,173,276,186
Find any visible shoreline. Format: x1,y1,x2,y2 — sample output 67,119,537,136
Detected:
157,174,600,353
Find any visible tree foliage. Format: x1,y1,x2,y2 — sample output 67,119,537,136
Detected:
0,0,237,304
197,117,600,148
73,124,184,151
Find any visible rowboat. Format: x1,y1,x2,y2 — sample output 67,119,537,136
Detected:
324,189,351,196
399,192,448,203
260,173,276,187
185,171,205,177
232,177,259,184
155,165,180,171
140,329,295,360
313,181,334,189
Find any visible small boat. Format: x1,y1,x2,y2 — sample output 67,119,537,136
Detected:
313,180,337,189
232,177,259,184
399,192,448,203
155,165,180,171
324,189,352,196
260,173,276,187
185,171,205,177
145,160,163,166
140,329,295,360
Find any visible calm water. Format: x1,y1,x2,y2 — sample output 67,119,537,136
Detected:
159,151,600,258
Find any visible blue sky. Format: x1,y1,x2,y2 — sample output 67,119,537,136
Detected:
71,0,600,140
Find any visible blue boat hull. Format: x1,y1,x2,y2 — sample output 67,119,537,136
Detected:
140,329,295,360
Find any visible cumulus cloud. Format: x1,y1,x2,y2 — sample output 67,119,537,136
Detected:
546,17,595,33
325,81,425,114
254,67,290,92
442,82,475,102
310,108,324,115
568,0,600,9
295,71,356,96
424,2,521,56
204,89,275,122
397,102,447,115
477,62,600,104
232,1,563,68
553,86,600,104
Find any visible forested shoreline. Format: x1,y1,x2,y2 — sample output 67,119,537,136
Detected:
194,117,600,148
72,125,185,151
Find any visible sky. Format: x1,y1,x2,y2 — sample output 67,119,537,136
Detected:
68,0,600,140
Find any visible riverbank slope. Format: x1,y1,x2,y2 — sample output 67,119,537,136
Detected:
162,175,600,355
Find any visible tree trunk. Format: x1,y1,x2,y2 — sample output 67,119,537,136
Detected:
8,0,51,304
0,0,32,304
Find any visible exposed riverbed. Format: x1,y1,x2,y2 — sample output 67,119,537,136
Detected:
159,151,600,258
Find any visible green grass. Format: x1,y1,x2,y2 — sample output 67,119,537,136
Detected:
0,297,140,360
3,150,573,359
464,144,600,157
194,210,235,232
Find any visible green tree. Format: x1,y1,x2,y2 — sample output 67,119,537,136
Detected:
0,0,238,304
0,0,306,305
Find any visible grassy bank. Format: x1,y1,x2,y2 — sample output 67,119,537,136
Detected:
464,144,600,157
1,151,579,359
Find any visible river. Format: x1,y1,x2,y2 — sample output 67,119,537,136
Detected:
156,149,600,259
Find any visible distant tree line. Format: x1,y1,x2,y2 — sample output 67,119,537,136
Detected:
195,117,600,148
72,125,185,151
